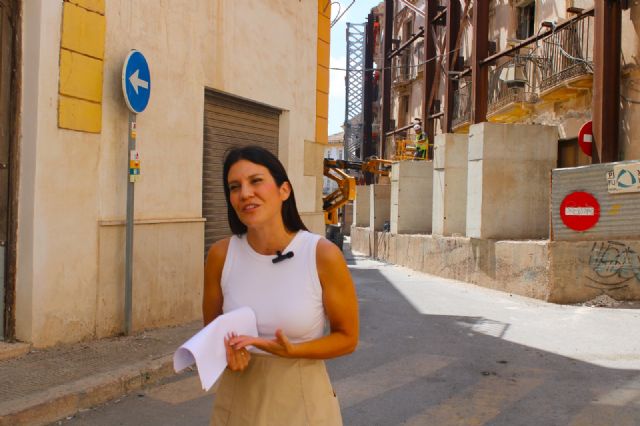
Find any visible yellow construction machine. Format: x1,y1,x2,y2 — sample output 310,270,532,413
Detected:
322,158,392,249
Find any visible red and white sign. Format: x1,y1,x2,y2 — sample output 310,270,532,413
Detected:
560,191,600,232
578,120,593,157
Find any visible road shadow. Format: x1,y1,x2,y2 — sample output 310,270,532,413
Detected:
331,243,640,425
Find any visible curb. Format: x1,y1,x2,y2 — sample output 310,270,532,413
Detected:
0,342,31,362
0,354,178,426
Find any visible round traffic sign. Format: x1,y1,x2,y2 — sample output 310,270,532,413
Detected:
122,50,151,114
578,120,593,157
560,191,600,231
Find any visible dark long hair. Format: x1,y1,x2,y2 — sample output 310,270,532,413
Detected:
222,145,308,235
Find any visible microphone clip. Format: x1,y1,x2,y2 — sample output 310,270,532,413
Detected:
272,250,294,264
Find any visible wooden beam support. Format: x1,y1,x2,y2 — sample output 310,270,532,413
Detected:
380,0,394,158
471,0,489,124
422,0,437,146
443,0,461,133
592,0,622,163
363,13,374,166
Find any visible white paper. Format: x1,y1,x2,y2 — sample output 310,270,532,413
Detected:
173,307,258,391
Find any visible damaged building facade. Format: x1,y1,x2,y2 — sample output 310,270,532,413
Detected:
351,0,640,303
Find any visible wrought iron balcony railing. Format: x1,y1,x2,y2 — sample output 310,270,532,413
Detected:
487,54,539,115
452,13,594,128
392,51,418,84
538,14,594,92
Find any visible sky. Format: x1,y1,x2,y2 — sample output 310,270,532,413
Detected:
328,0,382,136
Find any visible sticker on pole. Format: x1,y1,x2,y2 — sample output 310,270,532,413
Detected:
578,120,593,157
560,191,600,231
122,50,151,114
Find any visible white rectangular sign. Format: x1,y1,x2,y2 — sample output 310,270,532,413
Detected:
607,163,640,194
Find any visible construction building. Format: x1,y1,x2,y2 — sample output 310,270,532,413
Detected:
0,0,331,346
351,0,640,303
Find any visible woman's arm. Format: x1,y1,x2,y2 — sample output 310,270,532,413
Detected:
203,238,251,371
230,238,359,359
202,238,230,326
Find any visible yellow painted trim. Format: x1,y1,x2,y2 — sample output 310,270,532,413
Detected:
317,39,330,70
318,0,331,19
59,96,102,133
59,49,103,102
67,0,105,15
316,91,329,120
316,0,331,144
316,64,329,94
59,1,105,133
316,117,329,144
318,13,330,43
61,2,106,59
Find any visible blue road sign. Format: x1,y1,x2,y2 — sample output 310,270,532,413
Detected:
122,50,151,114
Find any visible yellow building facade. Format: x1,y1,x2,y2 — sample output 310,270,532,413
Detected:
5,0,330,346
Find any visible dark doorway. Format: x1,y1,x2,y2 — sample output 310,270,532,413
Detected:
0,0,18,340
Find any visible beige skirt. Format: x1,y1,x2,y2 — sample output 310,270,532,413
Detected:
210,353,343,426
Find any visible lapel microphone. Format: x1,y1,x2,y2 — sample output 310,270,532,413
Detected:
272,250,294,264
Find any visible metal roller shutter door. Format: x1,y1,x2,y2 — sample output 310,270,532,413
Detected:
202,91,280,257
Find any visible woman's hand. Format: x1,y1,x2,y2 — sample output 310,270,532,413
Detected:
229,329,297,358
225,332,251,371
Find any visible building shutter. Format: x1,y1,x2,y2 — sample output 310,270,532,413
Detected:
202,91,280,258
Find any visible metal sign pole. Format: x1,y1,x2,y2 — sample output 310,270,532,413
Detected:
121,49,149,336
125,112,136,335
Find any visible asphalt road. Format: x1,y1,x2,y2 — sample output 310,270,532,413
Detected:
55,249,640,426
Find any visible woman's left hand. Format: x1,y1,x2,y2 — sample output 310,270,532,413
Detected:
229,329,297,358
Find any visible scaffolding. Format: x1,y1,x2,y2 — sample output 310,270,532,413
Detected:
344,23,365,161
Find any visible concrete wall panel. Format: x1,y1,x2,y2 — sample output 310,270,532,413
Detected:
433,134,468,236
351,228,640,304
466,123,557,240
370,184,391,231
354,185,371,227
390,161,433,234
350,228,556,302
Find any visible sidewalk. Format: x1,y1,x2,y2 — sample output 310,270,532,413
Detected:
0,322,201,426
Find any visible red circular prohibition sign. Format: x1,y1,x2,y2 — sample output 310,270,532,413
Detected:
560,191,600,231
578,121,593,157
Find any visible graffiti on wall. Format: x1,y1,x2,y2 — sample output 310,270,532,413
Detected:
586,241,640,289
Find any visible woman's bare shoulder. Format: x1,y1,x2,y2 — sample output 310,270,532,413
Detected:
206,237,232,265
315,237,345,269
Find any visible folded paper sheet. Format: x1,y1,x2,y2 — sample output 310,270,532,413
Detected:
173,307,258,391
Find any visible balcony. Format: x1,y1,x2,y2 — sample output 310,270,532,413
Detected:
487,56,539,123
538,13,594,100
452,11,594,129
392,51,418,86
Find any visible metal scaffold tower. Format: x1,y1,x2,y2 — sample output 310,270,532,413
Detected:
344,23,365,161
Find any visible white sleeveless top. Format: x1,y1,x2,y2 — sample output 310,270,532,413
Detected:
221,231,326,346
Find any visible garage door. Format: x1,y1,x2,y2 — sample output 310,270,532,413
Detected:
203,90,280,257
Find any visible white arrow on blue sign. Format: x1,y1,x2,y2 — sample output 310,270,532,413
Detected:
122,50,151,114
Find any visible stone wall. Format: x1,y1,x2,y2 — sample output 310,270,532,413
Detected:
351,226,640,303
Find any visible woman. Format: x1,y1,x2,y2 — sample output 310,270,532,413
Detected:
203,145,359,425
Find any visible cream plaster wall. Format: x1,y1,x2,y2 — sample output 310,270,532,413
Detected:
18,0,102,346
201,1,320,221
17,1,322,346
537,0,568,27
